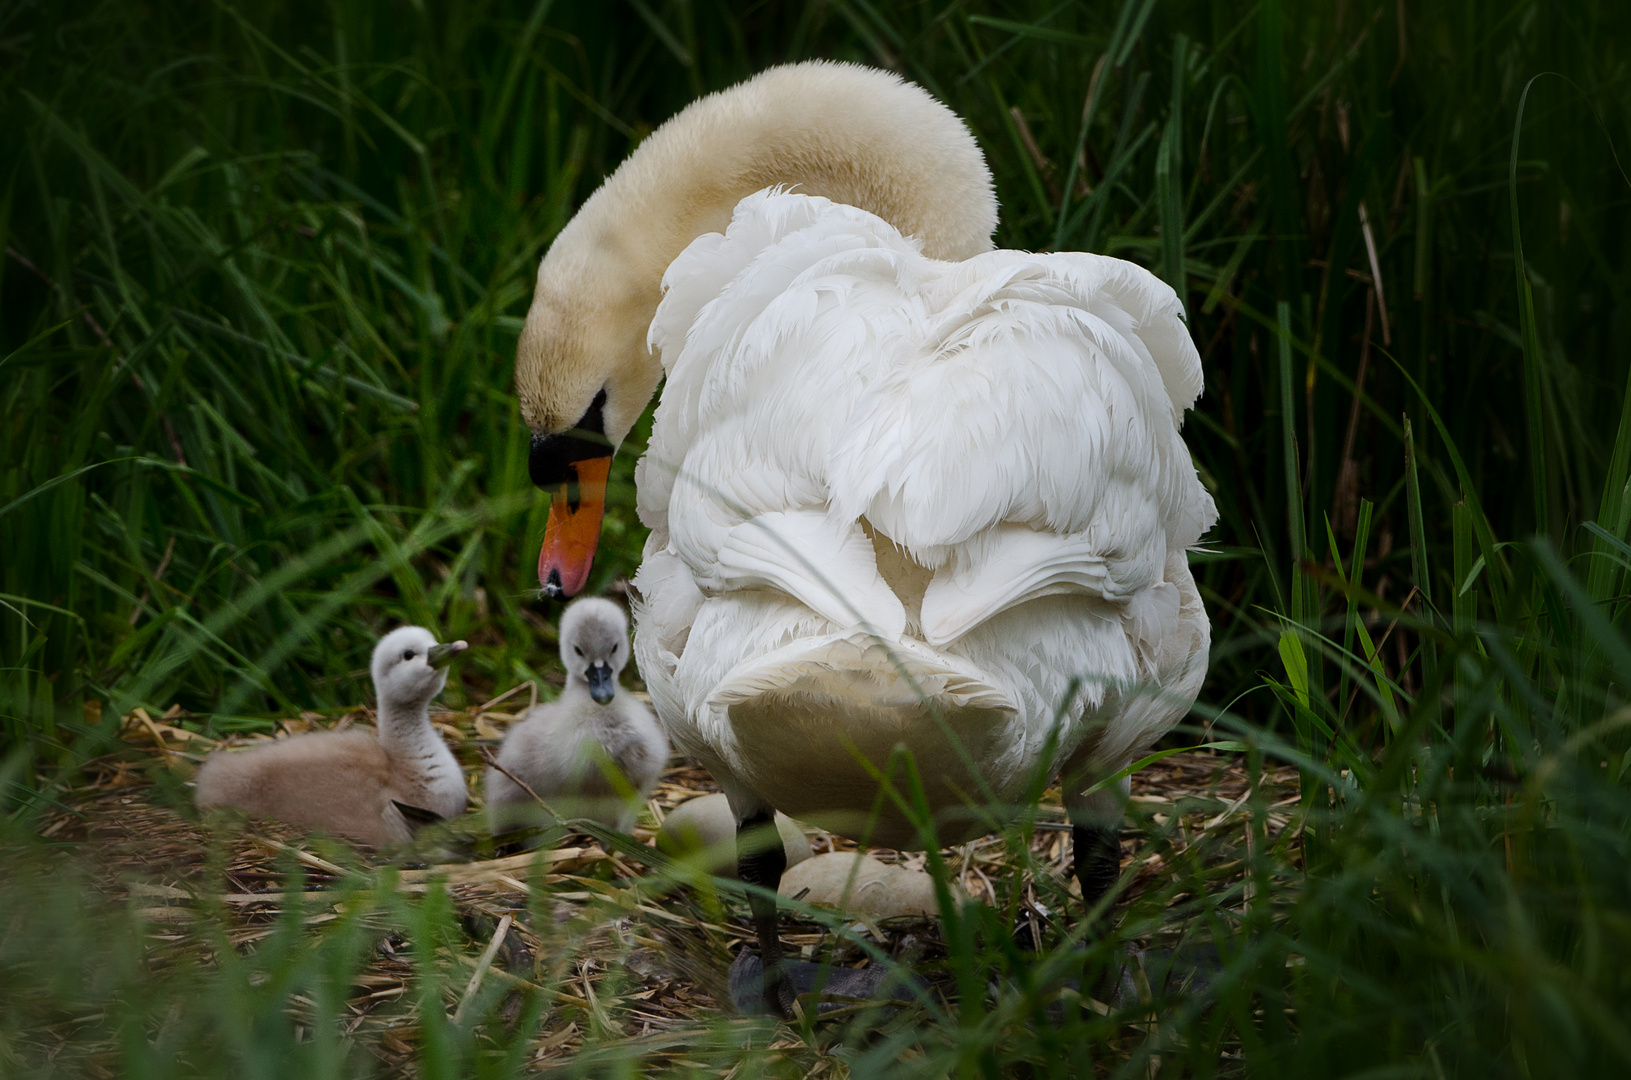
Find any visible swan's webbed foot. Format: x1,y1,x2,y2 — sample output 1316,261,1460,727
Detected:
1067,811,1223,1011
728,950,918,1017
1096,941,1224,1008
727,809,927,1018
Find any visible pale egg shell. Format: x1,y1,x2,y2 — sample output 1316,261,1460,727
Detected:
655,792,811,878
777,852,960,919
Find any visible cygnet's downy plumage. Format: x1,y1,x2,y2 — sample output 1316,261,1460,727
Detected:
194,627,469,847
487,598,668,832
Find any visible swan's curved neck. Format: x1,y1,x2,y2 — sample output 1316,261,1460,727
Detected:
516,62,998,443
376,697,441,758
568,67,999,289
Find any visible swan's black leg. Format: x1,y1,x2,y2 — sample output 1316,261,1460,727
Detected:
1072,822,1122,929
737,809,794,1017
1064,779,1127,935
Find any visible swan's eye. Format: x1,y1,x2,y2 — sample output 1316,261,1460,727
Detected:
574,646,584,657
403,650,416,661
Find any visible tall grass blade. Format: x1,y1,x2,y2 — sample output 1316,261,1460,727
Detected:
1157,34,1188,303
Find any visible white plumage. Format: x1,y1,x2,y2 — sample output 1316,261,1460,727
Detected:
631,189,1216,848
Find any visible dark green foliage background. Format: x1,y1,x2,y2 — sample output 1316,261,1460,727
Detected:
4,0,1631,1075
1,0,1625,743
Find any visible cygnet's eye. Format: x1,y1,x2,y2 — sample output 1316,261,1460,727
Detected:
574,645,584,657
403,649,416,661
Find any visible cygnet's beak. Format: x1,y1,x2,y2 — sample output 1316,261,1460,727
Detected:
427,641,467,669
586,662,616,705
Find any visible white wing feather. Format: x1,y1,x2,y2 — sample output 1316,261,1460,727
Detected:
634,189,1215,792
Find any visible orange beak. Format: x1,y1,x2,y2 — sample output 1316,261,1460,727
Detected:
538,455,612,599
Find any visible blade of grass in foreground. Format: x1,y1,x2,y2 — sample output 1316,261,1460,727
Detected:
1156,33,1188,303
1510,76,1550,536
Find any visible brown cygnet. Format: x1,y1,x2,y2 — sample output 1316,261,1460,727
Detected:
194,626,468,846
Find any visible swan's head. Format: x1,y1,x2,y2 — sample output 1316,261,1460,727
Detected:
516,226,664,602
514,60,998,601
558,597,630,706
372,626,467,710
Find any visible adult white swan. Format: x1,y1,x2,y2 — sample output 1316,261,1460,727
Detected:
517,61,1215,1014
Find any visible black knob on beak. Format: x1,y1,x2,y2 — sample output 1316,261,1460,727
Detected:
529,389,610,491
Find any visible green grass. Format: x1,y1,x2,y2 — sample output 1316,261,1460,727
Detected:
4,0,1631,1075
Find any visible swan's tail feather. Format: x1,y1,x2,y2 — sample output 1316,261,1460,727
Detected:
706,631,1012,715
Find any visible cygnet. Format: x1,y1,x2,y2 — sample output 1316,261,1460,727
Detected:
487,598,667,832
195,626,468,847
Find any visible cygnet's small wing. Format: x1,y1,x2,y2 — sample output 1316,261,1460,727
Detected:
194,730,405,847
390,799,447,831
488,701,618,799
608,691,670,800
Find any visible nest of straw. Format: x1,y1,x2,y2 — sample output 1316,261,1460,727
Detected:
23,689,1297,1075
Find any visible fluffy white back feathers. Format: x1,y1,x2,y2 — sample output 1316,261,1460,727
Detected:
632,191,1215,845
